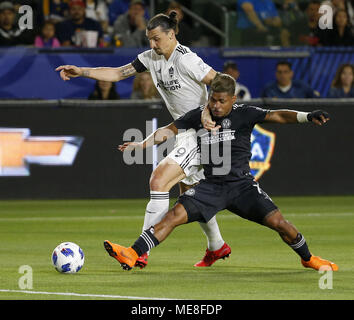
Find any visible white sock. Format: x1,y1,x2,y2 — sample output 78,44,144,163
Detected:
198,216,225,251
142,191,169,255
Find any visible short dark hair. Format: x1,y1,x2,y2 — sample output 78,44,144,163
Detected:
276,60,292,70
210,73,236,96
223,61,238,72
147,11,179,34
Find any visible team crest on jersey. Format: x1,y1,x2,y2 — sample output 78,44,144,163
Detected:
185,188,195,196
169,66,174,78
221,118,231,129
250,125,276,180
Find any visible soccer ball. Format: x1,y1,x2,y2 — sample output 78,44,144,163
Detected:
52,242,84,274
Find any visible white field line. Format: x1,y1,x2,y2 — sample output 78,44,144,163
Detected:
0,289,178,300
0,212,353,222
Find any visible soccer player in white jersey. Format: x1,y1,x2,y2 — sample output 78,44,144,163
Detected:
55,11,231,268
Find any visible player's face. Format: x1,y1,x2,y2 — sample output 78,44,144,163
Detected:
208,91,236,118
146,27,174,56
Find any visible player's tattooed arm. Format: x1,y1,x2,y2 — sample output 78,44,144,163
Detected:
79,64,137,82
117,63,138,80
56,63,137,82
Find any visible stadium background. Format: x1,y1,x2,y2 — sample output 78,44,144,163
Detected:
0,46,353,199
0,0,353,302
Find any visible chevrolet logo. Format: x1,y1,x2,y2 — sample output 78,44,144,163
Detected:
0,128,83,176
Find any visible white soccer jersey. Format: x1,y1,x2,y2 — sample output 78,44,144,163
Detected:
136,42,212,120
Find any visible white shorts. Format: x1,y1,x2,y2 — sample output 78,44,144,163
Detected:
167,129,204,185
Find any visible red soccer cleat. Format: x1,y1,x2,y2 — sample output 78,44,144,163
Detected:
135,252,149,269
194,243,231,267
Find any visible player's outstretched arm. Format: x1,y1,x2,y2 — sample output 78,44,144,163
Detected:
264,109,330,125
55,63,137,82
118,122,178,152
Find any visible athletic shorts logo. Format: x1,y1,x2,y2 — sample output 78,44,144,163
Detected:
221,118,232,129
0,128,83,176
175,147,186,157
185,188,195,196
250,125,275,180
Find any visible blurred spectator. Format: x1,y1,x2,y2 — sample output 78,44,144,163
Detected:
261,61,319,98
34,20,61,48
43,0,70,23
281,0,322,46
56,0,104,47
321,0,346,13
327,63,354,98
278,0,305,28
0,1,35,46
108,0,149,27
112,0,148,47
88,80,120,100
131,72,160,99
319,9,354,45
347,0,354,32
85,0,109,34
165,1,194,47
236,0,282,46
223,61,252,101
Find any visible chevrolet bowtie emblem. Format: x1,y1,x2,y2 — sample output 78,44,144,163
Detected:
0,128,83,176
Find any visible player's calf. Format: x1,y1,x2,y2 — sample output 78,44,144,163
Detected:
263,210,312,262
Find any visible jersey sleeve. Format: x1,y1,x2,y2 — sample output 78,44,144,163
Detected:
243,105,270,124
178,53,212,83
174,107,202,130
134,50,151,72
131,57,147,73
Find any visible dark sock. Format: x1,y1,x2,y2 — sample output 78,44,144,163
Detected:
289,233,312,261
132,227,160,256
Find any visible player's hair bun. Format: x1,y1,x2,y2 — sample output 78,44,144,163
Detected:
169,11,178,22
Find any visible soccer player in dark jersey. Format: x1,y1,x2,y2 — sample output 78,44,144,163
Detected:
104,73,338,272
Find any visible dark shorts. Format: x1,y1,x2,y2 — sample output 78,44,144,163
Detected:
177,178,278,225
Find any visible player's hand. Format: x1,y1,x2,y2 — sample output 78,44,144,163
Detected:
201,106,221,135
118,142,143,152
55,65,82,81
307,110,330,126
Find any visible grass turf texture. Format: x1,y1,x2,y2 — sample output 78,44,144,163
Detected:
0,196,353,300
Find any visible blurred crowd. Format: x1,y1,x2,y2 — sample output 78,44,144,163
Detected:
236,0,354,46
0,0,196,47
0,0,352,99
0,0,353,48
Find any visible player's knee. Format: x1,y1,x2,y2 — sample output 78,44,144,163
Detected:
149,172,167,191
167,204,188,227
264,210,287,231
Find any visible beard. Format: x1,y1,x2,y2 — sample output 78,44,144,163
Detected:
153,48,163,55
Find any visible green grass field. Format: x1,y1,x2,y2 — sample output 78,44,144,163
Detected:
0,196,353,300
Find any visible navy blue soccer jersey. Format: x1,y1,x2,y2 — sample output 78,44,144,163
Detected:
174,104,269,182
